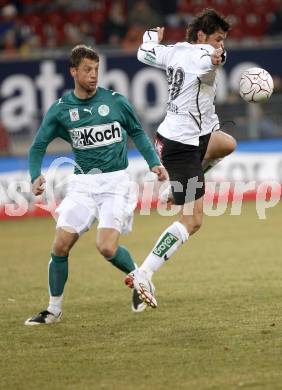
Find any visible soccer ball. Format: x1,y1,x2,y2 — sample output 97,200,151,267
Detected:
239,67,274,103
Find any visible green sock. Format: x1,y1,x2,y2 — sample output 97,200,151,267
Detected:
108,246,136,274
48,254,68,296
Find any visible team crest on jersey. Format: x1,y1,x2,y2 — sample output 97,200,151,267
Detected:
69,108,80,121
98,104,110,116
69,121,122,149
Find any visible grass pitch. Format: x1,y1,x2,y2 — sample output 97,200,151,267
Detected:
0,202,282,390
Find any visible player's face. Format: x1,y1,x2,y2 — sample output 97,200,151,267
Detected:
71,58,99,95
204,28,227,49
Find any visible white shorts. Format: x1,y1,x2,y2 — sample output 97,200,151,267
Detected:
55,171,138,235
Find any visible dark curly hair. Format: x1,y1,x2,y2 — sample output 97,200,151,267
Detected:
186,8,231,43
69,44,99,68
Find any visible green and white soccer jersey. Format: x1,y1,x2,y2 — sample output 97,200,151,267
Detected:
29,87,160,182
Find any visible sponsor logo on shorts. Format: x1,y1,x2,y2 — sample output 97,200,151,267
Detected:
69,121,122,149
153,232,178,257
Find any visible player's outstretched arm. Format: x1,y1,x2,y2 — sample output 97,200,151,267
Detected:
137,27,168,70
29,102,63,189
29,139,49,187
32,175,46,196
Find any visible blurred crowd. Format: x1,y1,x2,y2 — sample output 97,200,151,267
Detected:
0,0,282,57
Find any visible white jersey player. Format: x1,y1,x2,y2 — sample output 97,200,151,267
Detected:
138,31,223,145
125,9,237,310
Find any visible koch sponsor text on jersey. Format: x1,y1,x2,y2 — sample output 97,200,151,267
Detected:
69,121,122,149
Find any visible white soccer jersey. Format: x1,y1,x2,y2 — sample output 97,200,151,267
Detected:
138,30,224,146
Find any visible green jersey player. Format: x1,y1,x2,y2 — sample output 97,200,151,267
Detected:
25,45,167,325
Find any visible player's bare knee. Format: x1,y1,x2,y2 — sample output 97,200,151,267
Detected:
53,238,73,257
219,134,236,157
225,136,237,156
52,229,78,257
53,242,70,257
208,132,237,159
96,243,117,259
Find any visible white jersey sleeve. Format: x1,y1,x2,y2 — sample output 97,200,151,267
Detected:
137,30,173,70
190,45,227,70
190,45,216,72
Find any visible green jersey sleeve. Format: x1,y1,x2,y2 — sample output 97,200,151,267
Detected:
29,103,67,182
117,95,160,169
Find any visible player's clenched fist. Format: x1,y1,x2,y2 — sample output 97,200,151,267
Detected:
211,47,223,65
32,175,46,196
151,165,168,181
148,26,164,43
155,26,164,43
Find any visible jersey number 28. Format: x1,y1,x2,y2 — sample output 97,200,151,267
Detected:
167,67,185,100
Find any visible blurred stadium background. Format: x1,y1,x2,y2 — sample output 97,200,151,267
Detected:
0,0,282,216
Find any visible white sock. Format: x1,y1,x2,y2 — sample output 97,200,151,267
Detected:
202,158,223,174
48,295,63,316
139,221,189,275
